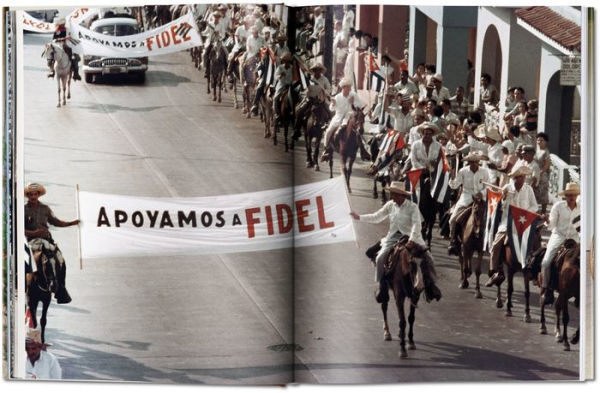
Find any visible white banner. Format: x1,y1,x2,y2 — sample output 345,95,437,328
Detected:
70,12,202,57
79,177,356,259
22,8,99,33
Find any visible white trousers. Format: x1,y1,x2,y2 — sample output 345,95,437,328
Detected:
541,233,566,288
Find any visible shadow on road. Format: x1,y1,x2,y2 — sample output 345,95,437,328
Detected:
145,70,191,86
73,102,165,114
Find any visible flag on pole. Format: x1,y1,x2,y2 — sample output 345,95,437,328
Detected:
483,188,503,252
430,150,451,204
506,205,542,267
368,52,385,92
573,214,581,233
406,168,423,204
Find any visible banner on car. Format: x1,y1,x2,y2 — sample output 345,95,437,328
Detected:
78,177,356,259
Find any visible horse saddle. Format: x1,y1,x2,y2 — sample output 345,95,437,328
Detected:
383,235,413,277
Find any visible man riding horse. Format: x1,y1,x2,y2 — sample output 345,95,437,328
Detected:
350,181,442,303
295,63,331,132
272,52,294,124
485,165,538,287
47,17,81,81
540,182,580,305
447,152,490,255
25,183,80,303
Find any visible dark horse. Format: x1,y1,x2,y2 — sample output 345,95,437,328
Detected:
273,86,297,152
26,239,70,343
455,198,487,297
378,239,420,358
416,170,437,247
493,225,543,322
329,108,367,193
301,98,330,171
208,40,228,103
529,240,580,350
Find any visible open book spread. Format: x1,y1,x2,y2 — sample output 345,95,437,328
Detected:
2,2,593,384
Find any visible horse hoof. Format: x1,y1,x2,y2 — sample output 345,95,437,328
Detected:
218,98,222,103
475,291,483,299
563,343,571,351
348,188,352,194
315,166,320,172
505,310,512,317
56,104,61,108
408,342,416,350
384,332,391,341
540,326,547,335
234,104,238,109
555,333,562,342
459,280,468,289
495,299,503,309
213,97,216,101
306,162,313,168
524,314,532,323
373,193,378,199
399,349,408,358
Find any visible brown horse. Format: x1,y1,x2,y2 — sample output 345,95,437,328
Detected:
302,99,331,171
455,198,486,297
378,240,420,359
329,108,367,193
531,241,580,349
554,243,580,350
494,225,543,322
241,56,259,119
273,86,297,152
208,40,228,103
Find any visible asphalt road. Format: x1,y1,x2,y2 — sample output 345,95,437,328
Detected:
22,31,580,384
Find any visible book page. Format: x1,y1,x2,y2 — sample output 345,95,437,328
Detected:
291,3,589,383
14,3,297,383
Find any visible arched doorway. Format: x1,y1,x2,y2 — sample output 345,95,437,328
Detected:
481,25,502,92
544,71,578,164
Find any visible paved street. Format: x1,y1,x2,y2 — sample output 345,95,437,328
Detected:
23,31,579,384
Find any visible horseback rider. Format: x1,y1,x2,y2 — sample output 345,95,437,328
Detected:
48,17,81,81
485,165,538,287
295,63,331,130
229,15,252,63
247,26,267,116
350,181,442,303
447,152,490,255
202,11,227,77
321,77,362,161
274,35,290,63
24,183,79,303
272,52,294,123
540,182,580,305
409,122,442,172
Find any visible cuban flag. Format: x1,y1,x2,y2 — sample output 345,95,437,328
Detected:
430,149,451,204
292,57,309,90
506,205,542,267
262,49,276,88
483,188,503,252
406,168,423,204
375,130,404,172
369,53,385,92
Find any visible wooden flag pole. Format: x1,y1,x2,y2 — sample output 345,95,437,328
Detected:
75,184,83,270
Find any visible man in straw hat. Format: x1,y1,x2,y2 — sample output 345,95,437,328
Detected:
384,92,413,135
485,165,538,287
25,182,79,302
409,122,442,172
48,16,81,81
482,125,504,185
351,181,442,303
447,152,490,255
295,62,331,132
321,77,362,159
539,182,580,305
26,329,62,379
272,52,294,122
274,35,290,61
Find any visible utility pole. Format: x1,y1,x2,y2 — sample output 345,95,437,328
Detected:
323,6,334,81
287,7,296,54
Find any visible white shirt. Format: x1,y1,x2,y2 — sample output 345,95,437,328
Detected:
330,92,361,122
410,139,442,171
275,64,293,94
431,86,451,104
307,74,331,99
394,79,419,97
407,125,422,146
360,200,425,246
388,105,413,134
234,25,248,46
246,35,265,58
26,351,62,380
312,14,324,38
467,136,488,155
513,159,540,186
449,166,489,208
547,200,580,241
498,182,538,232
485,142,504,182
441,111,458,124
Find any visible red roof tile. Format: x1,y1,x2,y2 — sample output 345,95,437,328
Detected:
515,7,581,51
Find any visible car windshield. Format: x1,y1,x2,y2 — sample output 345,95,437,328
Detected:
94,23,139,36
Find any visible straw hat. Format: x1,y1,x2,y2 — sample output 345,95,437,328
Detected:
474,124,487,139
280,52,293,63
24,182,46,197
521,144,536,153
463,152,486,162
432,73,443,82
385,181,412,196
509,165,532,178
486,126,502,142
26,329,42,344
243,15,253,24
418,121,440,135
339,78,352,88
558,182,580,197
276,34,288,43
411,108,425,118
250,26,259,33
502,139,515,154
